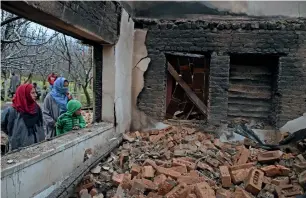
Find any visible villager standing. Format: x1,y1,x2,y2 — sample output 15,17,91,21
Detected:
43,77,71,138
1,84,45,151
41,85,48,102
33,82,41,101
47,72,57,90
9,72,20,97
56,100,86,136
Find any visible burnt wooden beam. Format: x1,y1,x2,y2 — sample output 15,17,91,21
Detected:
93,44,103,122
167,63,207,117
166,52,205,58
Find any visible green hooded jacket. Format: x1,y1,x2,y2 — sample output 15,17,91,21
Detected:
56,100,86,136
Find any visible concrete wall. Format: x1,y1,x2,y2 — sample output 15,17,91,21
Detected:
0,4,135,198
102,9,134,134
1,1,121,44
114,9,134,134
136,17,306,127
1,123,119,198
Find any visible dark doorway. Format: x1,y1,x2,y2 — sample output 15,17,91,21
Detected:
165,52,210,120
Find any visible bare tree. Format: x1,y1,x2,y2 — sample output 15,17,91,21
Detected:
52,34,93,106
1,10,93,106
1,10,59,83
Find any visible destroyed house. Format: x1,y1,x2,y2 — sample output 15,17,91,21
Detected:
136,17,306,128
1,1,306,198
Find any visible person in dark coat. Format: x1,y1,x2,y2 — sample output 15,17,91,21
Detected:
1,84,45,151
43,77,71,138
9,72,20,96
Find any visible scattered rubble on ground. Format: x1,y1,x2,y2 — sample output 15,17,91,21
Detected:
75,125,306,198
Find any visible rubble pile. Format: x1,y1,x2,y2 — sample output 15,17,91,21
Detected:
76,126,306,198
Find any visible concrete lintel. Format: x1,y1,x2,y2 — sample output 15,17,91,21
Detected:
1,1,113,44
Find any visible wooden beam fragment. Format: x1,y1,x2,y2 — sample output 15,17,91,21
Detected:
167,63,207,117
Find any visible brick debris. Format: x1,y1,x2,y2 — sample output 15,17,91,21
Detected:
76,126,306,198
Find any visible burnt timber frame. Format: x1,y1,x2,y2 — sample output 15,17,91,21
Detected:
167,63,208,117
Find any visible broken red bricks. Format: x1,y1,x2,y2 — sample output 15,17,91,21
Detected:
260,165,290,177
142,166,155,178
216,188,232,198
172,158,196,170
79,125,305,198
234,146,250,165
194,182,215,198
275,184,303,197
131,164,142,177
219,166,232,187
257,150,283,163
244,168,264,195
229,163,255,184
153,174,167,187
234,187,252,198
158,179,177,195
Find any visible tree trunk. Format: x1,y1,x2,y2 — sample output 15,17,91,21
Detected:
82,85,91,107
24,73,32,84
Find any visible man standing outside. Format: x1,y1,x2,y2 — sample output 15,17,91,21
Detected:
47,72,57,90
33,82,42,101
9,73,20,98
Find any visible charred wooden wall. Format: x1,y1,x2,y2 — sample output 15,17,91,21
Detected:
135,17,306,127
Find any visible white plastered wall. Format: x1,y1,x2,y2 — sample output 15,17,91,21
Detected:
102,9,134,134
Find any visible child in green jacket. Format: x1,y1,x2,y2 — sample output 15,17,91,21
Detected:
56,100,86,136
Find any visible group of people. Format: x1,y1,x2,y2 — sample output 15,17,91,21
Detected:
1,73,86,151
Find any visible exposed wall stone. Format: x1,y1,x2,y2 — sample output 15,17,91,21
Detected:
131,29,156,131
136,17,306,127
208,53,230,124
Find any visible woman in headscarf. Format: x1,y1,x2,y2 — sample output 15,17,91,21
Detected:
1,84,45,151
43,77,71,138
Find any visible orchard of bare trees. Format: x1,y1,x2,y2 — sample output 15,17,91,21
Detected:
1,10,93,106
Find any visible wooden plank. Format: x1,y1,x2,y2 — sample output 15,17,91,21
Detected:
167,63,207,116
166,52,205,58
